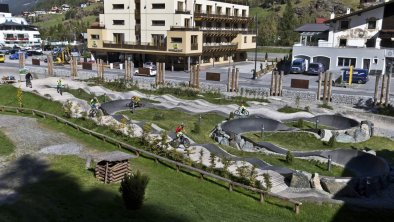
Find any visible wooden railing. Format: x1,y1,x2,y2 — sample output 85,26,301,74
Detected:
103,41,167,51
0,105,302,214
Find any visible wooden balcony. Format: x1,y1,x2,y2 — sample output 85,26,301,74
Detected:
170,26,200,31
203,43,238,53
201,28,256,37
194,11,254,23
103,41,167,51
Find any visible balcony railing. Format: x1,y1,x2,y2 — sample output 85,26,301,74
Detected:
191,43,198,50
200,27,256,35
194,11,253,23
203,43,238,52
170,26,200,31
103,41,167,51
175,9,191,14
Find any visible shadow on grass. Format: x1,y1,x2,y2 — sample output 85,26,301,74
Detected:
0,156,188,222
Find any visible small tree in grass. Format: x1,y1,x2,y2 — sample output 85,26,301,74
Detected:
119,171,150,210
63,100,73,118
286,150,293,164
16,85,23,108
327,135,336,148
229,112,235,120
296,118,304,128
192,121,201,134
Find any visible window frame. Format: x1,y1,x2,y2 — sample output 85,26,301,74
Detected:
152,20,165,26
340,20,350,30
337,57,357,67
152,3,165,9
112,4,124,10
113,20,125,25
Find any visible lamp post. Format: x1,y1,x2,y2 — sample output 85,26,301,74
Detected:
315,117,319,129
252,14,258,79
260,124,265,138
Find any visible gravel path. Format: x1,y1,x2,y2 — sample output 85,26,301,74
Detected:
0,115,94,205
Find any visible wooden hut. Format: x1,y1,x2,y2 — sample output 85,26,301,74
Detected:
94,151,134,184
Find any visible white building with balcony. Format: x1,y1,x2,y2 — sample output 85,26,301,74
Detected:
0,12,42,48
87,0,256,70
292,0,394,75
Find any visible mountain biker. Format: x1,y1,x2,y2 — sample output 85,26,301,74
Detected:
25,72,32,87
240,103,246,115
56,79,62,94
90,97,99,109
175,123,185,138
131,95,141,106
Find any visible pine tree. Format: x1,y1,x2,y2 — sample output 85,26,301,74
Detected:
278,0,299,46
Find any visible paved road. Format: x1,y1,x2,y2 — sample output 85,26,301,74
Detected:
1,56,393,99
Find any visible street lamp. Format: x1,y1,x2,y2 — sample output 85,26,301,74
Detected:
315,117,319,129
260,124,265,138
252,14,258,80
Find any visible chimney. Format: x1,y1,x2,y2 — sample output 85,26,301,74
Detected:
346,8,351,14
330,12,335,19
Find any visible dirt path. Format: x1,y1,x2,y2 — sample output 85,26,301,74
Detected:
0,115,94,204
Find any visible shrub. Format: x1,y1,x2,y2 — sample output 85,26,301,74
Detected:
209,152,216,169
295,119,304,128
304,106,310,112
263,173,272,191
119,171,150,210
192,121,201,134
327,135,336,147
153,113,165,120
228,112,235,120
286,150,293,164
63,100,73,118
295,96,300,109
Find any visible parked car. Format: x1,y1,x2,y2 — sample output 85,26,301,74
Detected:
134,67,157,77
9,52,28,60
0,54,5,63
341,68,369,84
143,61,156,69
307,63,325,75
290,58,307,74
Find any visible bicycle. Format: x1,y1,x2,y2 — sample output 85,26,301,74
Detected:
170,134,191,149
26,79,32,88
89,106,100,117
234,108,249,116
57,85,63,95
126,101,144,112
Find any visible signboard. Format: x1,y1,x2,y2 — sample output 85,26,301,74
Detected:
82,62,92,70
206,72,220,81
32,58,40,66
290,79,309,89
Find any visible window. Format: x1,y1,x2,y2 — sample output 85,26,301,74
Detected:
33,34,40,38
152,20,165,26
252,36,256,43
152,3,165,9
366,38,375,47
338,57,356,67
216,6,221,15
234,9,239,16
339,39,347,47
215,57,220,62
373,58,378,64
226,8,231,16
171,37,182,43
340,20,349,30
367,20,376,29
244,36,247,43
207,5,212,14
195,4,202,13
242,10,247,17
191,35,198,44
91,34,100,40
112,4,124,9
113,20,125,25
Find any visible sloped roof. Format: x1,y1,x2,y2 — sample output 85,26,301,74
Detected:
295,23,329,32
325,0,394,22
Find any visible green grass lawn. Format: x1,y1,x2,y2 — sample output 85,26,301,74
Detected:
0,130,15,156
121,108,224,143
63,88,111,103
243,131,394,164
277,105,307,113
284,120,334,130
220,145,351,177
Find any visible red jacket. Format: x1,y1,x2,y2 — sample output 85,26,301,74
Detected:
175,126,183,133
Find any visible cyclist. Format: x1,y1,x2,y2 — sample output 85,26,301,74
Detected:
56,79,62,94
90,97,99,110
175,123,185,138
240,103,246,115
131,95,141,107
25,72,33,88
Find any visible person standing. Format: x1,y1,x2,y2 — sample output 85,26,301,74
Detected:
25,72,33,88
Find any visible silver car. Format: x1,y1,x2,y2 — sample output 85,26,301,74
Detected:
307,63,325,75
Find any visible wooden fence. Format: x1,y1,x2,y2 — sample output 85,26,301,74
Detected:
0,105,302,214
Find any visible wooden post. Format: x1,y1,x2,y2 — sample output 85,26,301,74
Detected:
328,72,333,102
279,71,284,96
235,68,239,92
161,62,165,84
259,192,265,203
231,68,236,92
104,162,109,184
374,75,380,105
317,72,322,100
156,62,160,86
385,74,391,107
270,71,275,96
294,204,300,214
275,71,280,96
176,165,180,172
380,74,387,104
323,72,328,103
196,64,200,89
228,183,233,192
227,67,231,92
135,151,140,157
